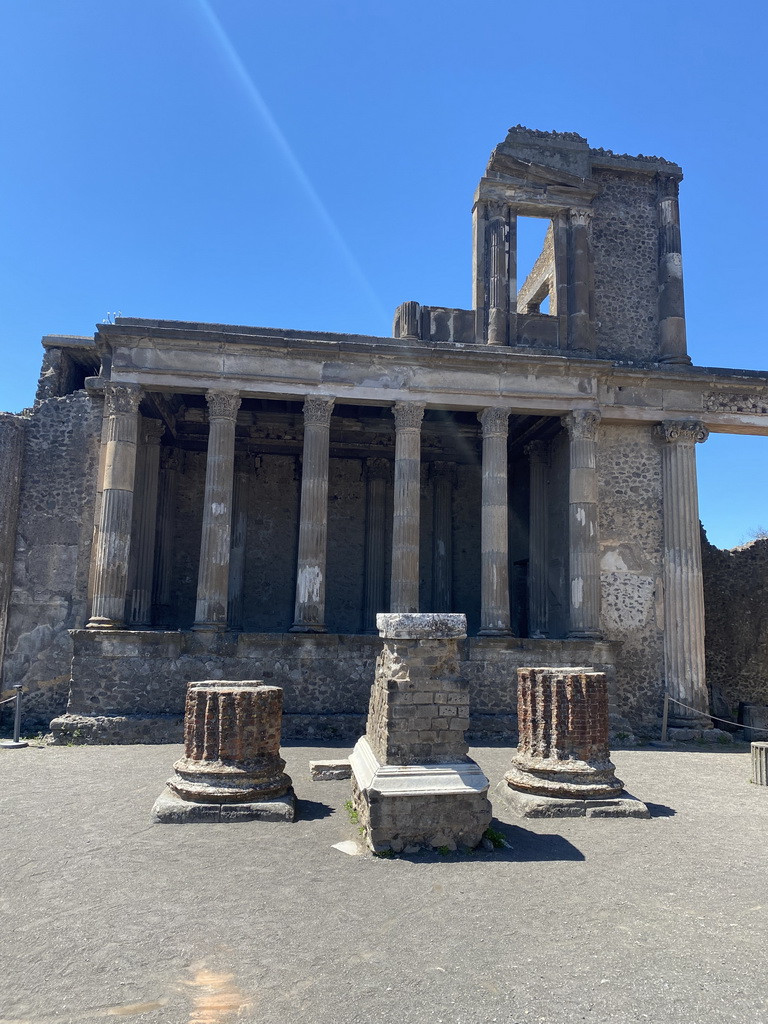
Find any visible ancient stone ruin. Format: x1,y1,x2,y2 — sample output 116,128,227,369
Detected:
152,681,295,823
497,666,649,817
1,125,767,744
349,613,492,852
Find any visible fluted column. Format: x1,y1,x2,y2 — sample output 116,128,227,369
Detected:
656,420,710,723
128,419,165,626
399,301,421,341
478,407,512,635
363,457,389,632
657,175,691,365
473,200,516,346
87,382,143,628
431,462,455,612
227,454,251,630
568,208,595,353
525,439,550,638
193,390,241,631
291,395,335,632
390,402,425,612
152,448,180,627
563,410,601,639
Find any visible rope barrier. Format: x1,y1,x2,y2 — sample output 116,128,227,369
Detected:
665,694,766,732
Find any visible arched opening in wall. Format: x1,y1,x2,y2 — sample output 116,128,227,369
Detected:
697,433,768,723
516,216,555,316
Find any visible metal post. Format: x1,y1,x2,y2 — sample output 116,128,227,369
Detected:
1,686,28,748
661,692,669,744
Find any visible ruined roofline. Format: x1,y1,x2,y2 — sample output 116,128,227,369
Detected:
500,125,682,177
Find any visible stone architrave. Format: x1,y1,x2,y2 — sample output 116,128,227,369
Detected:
390,402,425,613
193,390,241,631
291,395,335,632
478,407,512,634
496,666,649,818
349,612,492,852
656,420,711,728
152,681,295,822
87,383,143,629
128,418,165,627
525,439,551,638
562,410,602,639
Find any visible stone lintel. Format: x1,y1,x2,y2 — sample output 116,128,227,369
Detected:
376,612,467,640
309,759,352,781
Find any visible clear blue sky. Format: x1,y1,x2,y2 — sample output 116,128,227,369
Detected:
1,0,766,548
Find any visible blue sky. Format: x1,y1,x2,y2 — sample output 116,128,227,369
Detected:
1,0,766,547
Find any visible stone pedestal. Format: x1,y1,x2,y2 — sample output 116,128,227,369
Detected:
496,667,649,818
152,681,294,823
349,613,492,852
751,742,768,786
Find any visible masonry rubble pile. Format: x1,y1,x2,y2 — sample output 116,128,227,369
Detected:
2,124,768,743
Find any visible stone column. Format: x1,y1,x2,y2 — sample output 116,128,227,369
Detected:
657,175,691,365
563,410,601,639
193,390,241,631
291,395,335,632
525,440,550,638
87,382,143,629
568,208,594,353
152,448,180,627
656,420,710,724
390,402,425,613
363,457,389,632
398,301,422,341
553,211,569,349
128,419,165,627
488,202,516,346
431,462,455,612
478,407,512,635
227,454,251,630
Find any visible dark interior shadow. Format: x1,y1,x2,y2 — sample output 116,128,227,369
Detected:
644,802,676,817
294,797,335,821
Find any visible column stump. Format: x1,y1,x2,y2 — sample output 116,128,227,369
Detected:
751,742,768,786
152,681,295,823
496,667,649,819
349,613,492,853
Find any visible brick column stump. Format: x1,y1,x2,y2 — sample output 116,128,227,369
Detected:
152,681,295,823
496,667,649,818
349,613,492,853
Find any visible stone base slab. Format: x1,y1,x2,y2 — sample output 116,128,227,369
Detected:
495,780,650,819
50,713,184,745
349,737,492,852
310,759,352,781
151,787,295,823
666,727,733,743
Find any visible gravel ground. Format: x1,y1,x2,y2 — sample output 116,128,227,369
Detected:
1,741,766,1024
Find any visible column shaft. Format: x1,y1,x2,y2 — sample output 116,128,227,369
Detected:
227,455,251,630
129,419,164,626
478,407,512,635
568,208,594,353
193,390,241,631
390,402,424,612
563,411,601,638
657,420,709,722
431,463,454,612
88,383,143,628
657,175,691,364
291,396,335,631
526,440,550,637
363,458,389,631
152,449,179,627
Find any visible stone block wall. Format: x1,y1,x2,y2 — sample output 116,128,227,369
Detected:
701,530,768,710
597,423,665,728
1,392,102,730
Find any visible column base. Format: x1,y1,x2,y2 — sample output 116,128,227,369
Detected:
567,630,603,641
529,630,550,639
191,621,229,632
477,627,513,637
667,715,712,730
86,617,124,630
289,623,327,633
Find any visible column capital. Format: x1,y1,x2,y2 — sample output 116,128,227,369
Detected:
562,409,601,441
486,199,510,221
365,457,390,483
524,439,551,464
478,407,510,437
141,419,166,446
656,420,709,445
206,390,241,420
104,382,142,416
570,207,593,228
657,174,680,200
303,394,335,426
393,401,425,431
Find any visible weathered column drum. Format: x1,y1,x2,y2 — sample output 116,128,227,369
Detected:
152,681,295,822
497,667,648,817
170,682,292,802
